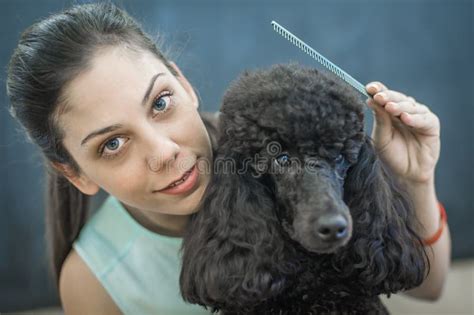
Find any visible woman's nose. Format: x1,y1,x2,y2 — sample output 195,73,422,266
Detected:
146,136,180,173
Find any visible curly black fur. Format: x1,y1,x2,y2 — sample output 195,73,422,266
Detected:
180,64,429,314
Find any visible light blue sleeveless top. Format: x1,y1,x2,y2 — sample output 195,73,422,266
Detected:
72,195,212,315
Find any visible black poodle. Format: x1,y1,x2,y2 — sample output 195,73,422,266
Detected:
180,64,429,314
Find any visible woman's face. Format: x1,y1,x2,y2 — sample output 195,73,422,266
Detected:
59,46,213,216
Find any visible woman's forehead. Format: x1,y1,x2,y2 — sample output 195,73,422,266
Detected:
62,47,170,112
59,47,171,141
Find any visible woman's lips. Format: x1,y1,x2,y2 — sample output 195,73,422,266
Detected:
154,164,199,195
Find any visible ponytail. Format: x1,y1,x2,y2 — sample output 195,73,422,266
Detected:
45,167,90,284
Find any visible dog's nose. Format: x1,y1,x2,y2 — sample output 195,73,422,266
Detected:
315,215,348,241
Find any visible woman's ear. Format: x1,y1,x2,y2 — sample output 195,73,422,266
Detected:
51,162,100,196
168,61,199,109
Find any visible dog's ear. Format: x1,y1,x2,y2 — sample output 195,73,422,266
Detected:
179,152,289,311
340,136,428,295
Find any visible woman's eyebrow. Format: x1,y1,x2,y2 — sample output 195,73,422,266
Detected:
142,72,165,106
80,72,166,147
81,124,122,146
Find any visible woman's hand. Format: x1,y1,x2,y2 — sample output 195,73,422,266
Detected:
365,82,450,302
365,82,441,185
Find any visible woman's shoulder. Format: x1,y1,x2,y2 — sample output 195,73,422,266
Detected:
59,249,122,315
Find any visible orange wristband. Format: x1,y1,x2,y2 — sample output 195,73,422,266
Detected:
422,201,447,246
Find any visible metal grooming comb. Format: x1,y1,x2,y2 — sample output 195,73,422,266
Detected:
271,21,371,99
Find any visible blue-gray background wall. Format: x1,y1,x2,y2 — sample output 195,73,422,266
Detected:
1,0,472,311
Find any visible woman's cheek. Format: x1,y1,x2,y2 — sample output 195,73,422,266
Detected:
101,162,145,196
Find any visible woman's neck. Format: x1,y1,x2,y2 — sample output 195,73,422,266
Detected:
123,203,190,237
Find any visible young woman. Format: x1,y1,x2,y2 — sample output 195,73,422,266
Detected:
6,2,451,314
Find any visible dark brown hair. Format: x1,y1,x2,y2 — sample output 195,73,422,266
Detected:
6,1,179,284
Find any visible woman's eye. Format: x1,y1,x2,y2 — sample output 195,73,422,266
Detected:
100,137,127,159
275,154,290,167
105,138,120,150
151,91,173,116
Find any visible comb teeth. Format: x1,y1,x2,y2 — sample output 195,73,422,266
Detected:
271,21,370,98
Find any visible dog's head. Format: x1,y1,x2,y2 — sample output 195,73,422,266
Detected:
180,64,427,310
217,64,366,253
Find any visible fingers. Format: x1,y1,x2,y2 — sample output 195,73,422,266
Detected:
366,82,414,104
366,81,388,95
385,101,429,116
366,81,440,147
400,111,440,136
366,81,426,117
373,90,414,105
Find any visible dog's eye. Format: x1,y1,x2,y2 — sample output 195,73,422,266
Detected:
335,154,350,180
335,154,344,164
275,154,290,167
